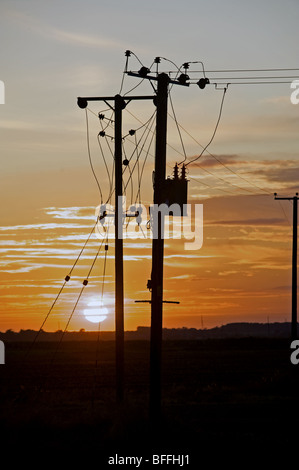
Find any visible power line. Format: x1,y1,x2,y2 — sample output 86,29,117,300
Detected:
85,109,103,203
126,99,261,195
189,68,299,73
169,113,272,195
185,86,228,166
202,75,299,80
123,112,156,193
23,221,97,363
49,237,106,366
169,91,187,164
208,81,295,85
97,132,113,200
188,174,239,196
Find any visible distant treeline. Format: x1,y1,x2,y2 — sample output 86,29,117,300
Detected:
0,322,295,341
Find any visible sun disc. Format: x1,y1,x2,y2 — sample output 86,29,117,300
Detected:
83,306,108,324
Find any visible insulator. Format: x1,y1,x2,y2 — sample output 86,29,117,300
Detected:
123,159,129,166
173,163,179,179
99,130,106,137
138,66,150,78
105,244,108,251
83,279,88,286
136,206,143,225
178,73,189,85
197,77,210,89
77,97,88,109
65,275,70,282
154,57,161,64
182,62,190,70
98,113,105,120
125,50,131,57
99,210,107,222
129,129,135,136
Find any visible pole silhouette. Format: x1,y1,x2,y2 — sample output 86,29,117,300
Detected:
114,95,126,402
150,73,170,421
77,93,153,403
274,192,298,339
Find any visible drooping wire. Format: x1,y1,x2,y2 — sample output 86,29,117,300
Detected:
209,80,296,86
278,200,292,227
124,85,268,196
95,229,110,374
119,53,130,95
22,221,97,363
169,90,187,164
123,105,243,196
123,112,156,193
185,85,228,166
48,237,106,367
122,141,134,206
188,174,238,196
97,132,112,201
85,109,103,203
134,123,156,204
97,114,117,203
187,60,207,79
168,113,272,195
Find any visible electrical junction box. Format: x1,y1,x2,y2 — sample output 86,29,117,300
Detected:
161,164,188,216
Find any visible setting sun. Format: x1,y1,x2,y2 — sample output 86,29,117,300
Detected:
83,298,108,324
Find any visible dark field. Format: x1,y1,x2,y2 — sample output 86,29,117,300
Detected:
1,338,299,466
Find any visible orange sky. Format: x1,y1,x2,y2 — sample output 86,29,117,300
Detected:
1,1,299,332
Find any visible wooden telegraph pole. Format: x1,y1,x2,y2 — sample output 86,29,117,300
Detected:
77,93,153,403
126,65,190,421
274,193,298,339
149,73,170,421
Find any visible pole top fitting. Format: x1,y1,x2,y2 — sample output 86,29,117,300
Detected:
77,97,88,109
115,94,126,109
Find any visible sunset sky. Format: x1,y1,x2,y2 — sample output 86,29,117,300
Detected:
1,0,299,332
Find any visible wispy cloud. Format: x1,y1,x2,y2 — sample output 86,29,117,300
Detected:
209,218,284,226
6,9,124,50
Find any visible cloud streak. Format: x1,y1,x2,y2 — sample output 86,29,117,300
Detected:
6,9,124,50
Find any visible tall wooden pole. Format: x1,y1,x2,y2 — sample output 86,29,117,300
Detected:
78,93,153,404
150,73,169,421
114,94,125,402
292,195,298,340
274,193,298,339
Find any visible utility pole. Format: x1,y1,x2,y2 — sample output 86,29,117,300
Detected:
274,193,298,339
77,93,153,403
149,73,170,422
114,95,126,402
126,65,190,421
